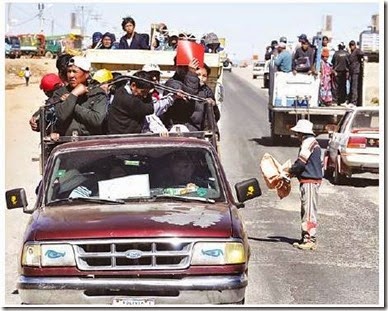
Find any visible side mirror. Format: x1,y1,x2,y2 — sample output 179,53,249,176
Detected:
234,178,262,208
5,188,28,210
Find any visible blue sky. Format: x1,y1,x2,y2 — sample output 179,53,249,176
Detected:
3,1,382,60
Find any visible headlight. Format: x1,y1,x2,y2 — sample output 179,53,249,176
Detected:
22,243,76,267
191,242,246,265
21,244,41,266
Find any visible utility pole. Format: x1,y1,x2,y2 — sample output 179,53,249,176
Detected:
38,3,45,33
6,3,11,33
81,5,85,36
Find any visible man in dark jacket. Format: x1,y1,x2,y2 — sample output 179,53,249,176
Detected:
161,58,203,131
348,40,364,106
264,40,278,61
292,37,316,74
53,56,108,136
285,119,322,251
107,71,154,134
196,64,220,137
118,16,149,50
331,42,350,105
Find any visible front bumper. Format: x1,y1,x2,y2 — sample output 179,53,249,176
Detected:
18,274,247,305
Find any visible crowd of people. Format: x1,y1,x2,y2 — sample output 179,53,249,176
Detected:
28,16,223,147
89,16,223,53
265,34,365,106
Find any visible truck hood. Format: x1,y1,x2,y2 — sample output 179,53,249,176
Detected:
31,203,233,241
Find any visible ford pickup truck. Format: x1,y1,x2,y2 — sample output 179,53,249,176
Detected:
6,133,261,305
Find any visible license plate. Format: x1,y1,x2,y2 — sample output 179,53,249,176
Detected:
112,298,155,306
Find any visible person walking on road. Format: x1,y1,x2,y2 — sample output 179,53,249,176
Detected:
284,119,323,250
24,67,31,86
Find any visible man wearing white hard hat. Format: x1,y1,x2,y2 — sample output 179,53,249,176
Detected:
53,56,108,136
285,119,323,250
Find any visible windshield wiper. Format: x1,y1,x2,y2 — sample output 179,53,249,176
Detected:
152,194,215,204
46,197,125,206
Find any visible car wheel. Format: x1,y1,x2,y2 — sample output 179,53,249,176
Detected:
263,75,269,88
333,155,346,185
253,75,256,79
45,51,53,59
323,152,334,179
270,124,282,145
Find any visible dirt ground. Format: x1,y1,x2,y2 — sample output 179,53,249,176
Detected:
4,58,59,305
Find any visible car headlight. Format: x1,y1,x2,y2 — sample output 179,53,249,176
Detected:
191,242,246,265
22,243,76,267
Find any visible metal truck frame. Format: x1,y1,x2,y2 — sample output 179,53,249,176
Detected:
267,35,349,143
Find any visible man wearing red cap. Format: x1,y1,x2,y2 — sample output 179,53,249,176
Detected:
29,73,64,132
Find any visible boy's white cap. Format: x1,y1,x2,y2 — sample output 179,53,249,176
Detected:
142,64,161,72
290,119,315,135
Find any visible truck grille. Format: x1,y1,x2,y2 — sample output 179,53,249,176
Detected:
73,239,193,271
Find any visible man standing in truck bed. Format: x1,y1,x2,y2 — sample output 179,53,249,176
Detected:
331,42,350,105
53,56,108,136
348,40,364,106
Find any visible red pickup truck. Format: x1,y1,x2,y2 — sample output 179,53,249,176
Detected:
6,134,261,305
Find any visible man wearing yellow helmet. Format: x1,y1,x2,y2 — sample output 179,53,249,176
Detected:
92,69,114,95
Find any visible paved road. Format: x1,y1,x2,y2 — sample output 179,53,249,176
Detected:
220,69,381,305
4,67,381,306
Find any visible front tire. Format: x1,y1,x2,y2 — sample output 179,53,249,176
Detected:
45,51,53,59
323,152,334,179
333,155,346,185
263,74,269,88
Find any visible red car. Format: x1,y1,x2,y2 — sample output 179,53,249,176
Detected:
6,135,261,305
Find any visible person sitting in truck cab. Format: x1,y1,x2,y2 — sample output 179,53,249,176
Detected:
53,56,108,136
154,151,212,190
107,70,154,134
118,16,150,50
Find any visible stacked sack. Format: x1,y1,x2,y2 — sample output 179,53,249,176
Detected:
260,153,291,199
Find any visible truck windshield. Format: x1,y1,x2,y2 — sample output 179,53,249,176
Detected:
45,146,224,204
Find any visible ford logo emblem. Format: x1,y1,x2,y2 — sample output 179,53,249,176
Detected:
125,250,142,259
